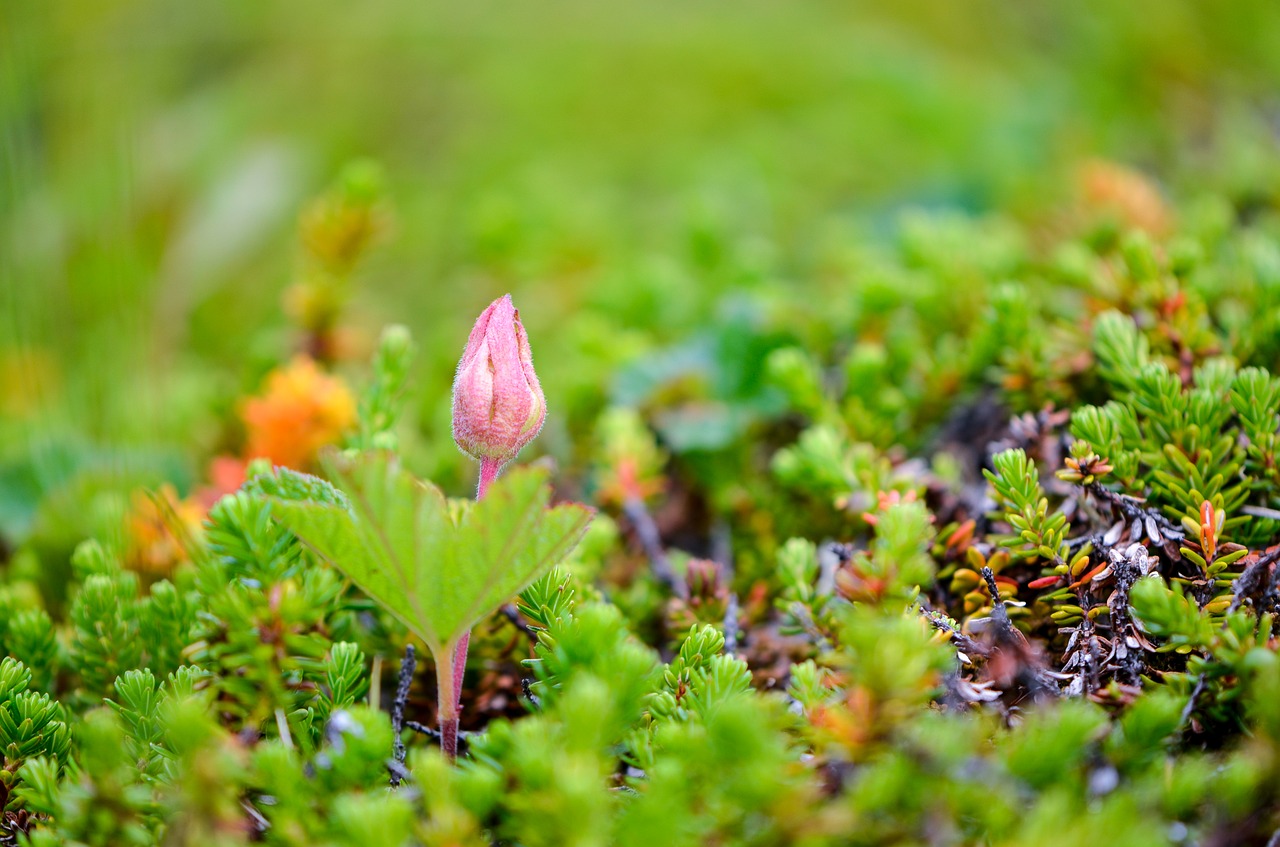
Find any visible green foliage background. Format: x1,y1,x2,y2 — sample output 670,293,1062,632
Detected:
6,1,1280,845
6,0,1280,492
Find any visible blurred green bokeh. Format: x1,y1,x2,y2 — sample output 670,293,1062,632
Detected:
3,0,1280,552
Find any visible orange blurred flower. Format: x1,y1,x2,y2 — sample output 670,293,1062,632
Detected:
860,489,926,526
125,484,205,577
598,456,665,507
192,455,250,509
240,356,356,470
1078,159,1171,237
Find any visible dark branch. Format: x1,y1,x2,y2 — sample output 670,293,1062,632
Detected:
1180,673,1208,733
789,601,835,653
502,602,538,639
390,643,415,788
981,567,1013,636
1084,483,1184,556
1108,547,1147,686
622,496,687,598
1228,547,1280,615
982,566,1058,701
406,720,472,751
1179,552,1280,734
722,593,740,656
921,606,991,659
521,677,542,710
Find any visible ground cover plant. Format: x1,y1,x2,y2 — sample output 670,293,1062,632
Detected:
6,2,1280,845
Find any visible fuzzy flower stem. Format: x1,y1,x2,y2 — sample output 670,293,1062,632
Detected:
477,457,502,500
445,295,544,762
435,641,460,762
440,458,501,761
451,631,470,713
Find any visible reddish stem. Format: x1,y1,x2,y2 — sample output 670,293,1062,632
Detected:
435,643,460,762
440,715,458,761
477,457,502,500
442,458,501,760
451,631,470,714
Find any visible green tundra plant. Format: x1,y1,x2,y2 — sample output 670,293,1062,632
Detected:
349,324,415,454
15,155,1280,842
194,481,345,739
443,292,551,758
1075,310,1280,547
0,658,70,818
268,296,591,761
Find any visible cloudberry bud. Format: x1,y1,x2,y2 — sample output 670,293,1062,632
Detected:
451,295,546,468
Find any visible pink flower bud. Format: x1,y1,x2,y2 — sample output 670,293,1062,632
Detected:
451,294,546,467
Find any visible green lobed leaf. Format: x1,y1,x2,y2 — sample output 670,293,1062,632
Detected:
266,453,593,658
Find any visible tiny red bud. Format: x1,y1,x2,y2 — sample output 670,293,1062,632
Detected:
451,295,546,467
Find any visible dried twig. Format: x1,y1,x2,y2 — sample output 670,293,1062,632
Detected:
1227,547,1280,615
406,720,472,751
1265,554,1280,618
241,798,270,836
981,567,1058,701
789,601,834,653
1179,548,1280,734
521,677,542,710
502,602,538,639
390,643,415,788
1180,673,1208,732
722,593,741,656
1108,547,1147,686
711,518,735,578
1078,612,1101,695
713,518,740,656
1084,483,1184,557
622,496,687,598
921,607,991,659
981,567,1014,638
816,543,850,598
1242,505,1280,522
1067,532,1103,553
0,811,33,847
